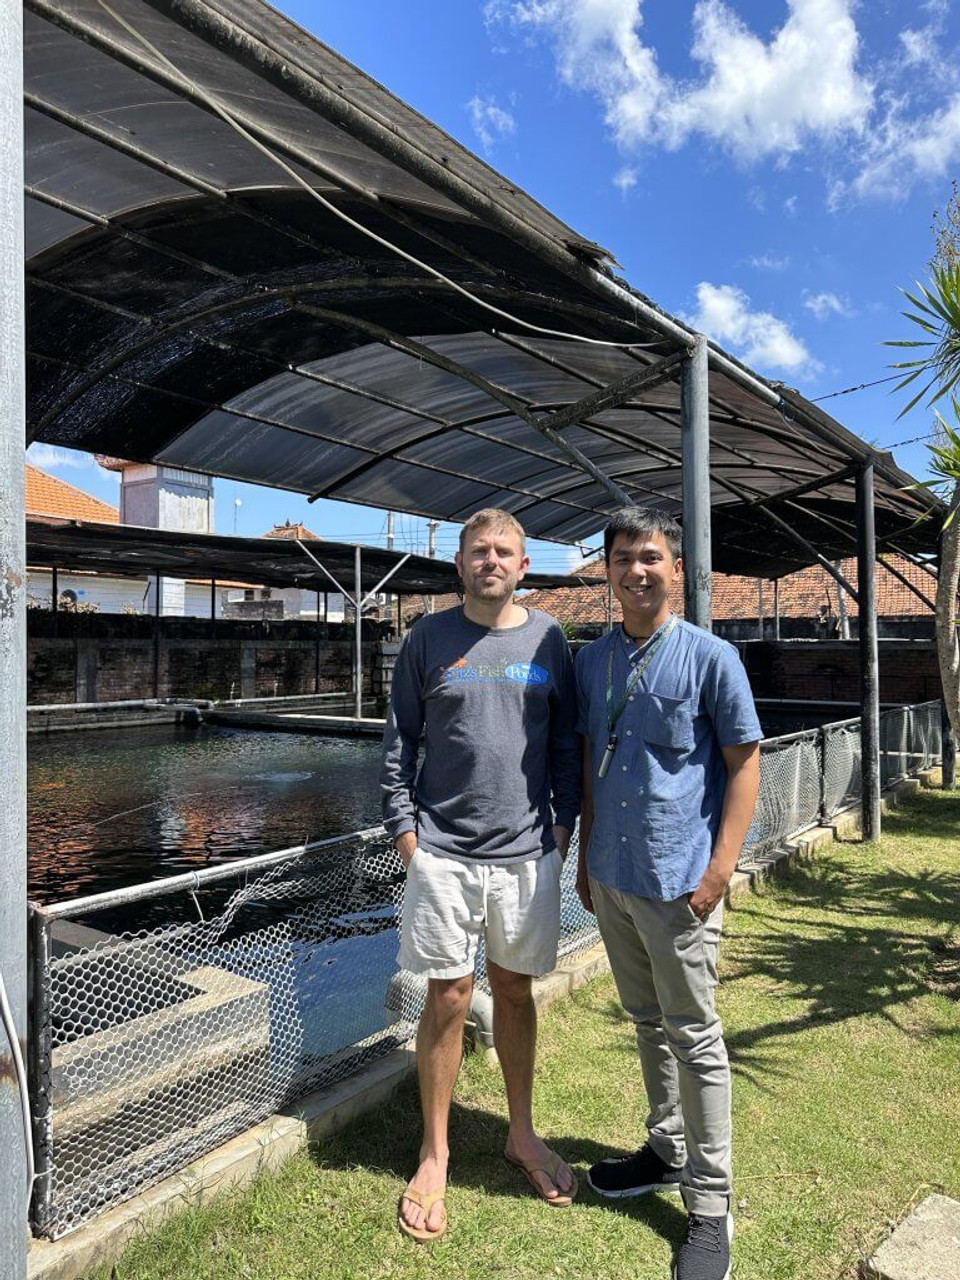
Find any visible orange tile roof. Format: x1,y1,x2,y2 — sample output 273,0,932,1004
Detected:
263,519,322,541
520,554,940,625
26,464,119,523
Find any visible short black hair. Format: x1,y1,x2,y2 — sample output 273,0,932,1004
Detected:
603,507,682,563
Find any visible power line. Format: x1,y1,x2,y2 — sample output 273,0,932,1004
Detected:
811,373,903,402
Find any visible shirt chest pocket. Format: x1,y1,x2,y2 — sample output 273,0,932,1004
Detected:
643,694,695,750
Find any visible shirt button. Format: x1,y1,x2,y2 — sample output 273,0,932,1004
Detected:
620,836,627,843
620,801,627,808
628,696,634,702
626,729,633,736
621,765,627,772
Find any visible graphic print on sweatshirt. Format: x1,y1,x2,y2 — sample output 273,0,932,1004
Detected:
441,655,550,685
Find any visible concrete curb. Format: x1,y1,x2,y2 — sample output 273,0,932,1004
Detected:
26,770,935,1280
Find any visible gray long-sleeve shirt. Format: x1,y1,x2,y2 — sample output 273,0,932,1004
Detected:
380,606,581,862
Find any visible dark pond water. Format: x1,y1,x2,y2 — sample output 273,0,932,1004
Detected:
28,724,384,905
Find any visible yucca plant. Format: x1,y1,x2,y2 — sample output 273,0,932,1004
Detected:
888,262,960,418
887,254,960,758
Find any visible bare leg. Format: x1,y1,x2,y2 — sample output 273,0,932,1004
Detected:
487,959,575,1200
400,973,473,1234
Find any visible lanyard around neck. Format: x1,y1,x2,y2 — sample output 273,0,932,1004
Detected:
605,615,677,733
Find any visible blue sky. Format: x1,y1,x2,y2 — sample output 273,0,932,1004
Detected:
28,0,960,572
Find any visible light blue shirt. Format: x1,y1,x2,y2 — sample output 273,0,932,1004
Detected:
574,619,762,901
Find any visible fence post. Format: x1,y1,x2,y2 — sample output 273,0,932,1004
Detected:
818,725,828,824
27,906,54,1238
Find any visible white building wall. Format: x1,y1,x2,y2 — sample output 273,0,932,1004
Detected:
28,569,229,617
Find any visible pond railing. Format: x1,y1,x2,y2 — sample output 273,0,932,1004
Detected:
27,700,944,1239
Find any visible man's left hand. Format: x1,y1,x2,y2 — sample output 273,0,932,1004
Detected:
553,825,572,861
687,863,731,920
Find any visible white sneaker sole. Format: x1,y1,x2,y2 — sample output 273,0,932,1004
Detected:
671,1211,734,1280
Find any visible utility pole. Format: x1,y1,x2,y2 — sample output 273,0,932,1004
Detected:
1,6,28,1275
386,511,394,551
425,520,438,613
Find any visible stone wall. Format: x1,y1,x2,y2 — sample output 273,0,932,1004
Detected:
27,613,382,705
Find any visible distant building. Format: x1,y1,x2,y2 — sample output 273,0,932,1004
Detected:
24,465,330,619
220,519,347,622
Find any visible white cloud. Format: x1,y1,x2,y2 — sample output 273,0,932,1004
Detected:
803,290,853,320
899,25,939,69
488,0,873,161
466,93,517,153
684,282,819,375
26,444,94,471
846,92,960,203
748,252,791,271
612,165,638,194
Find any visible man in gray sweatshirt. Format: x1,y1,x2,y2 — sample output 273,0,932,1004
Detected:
381,508,580,1242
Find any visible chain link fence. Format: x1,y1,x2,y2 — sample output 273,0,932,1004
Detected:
29,701,943,1238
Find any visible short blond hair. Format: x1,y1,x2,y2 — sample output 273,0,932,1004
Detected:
458,508,526,554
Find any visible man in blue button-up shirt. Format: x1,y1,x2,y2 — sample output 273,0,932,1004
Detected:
574,507,761,1280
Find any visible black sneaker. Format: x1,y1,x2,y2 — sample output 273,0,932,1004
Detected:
587,1143,684,1198
673,1211,733,1280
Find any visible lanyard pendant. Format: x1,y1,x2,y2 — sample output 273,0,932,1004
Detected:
598,732,618,779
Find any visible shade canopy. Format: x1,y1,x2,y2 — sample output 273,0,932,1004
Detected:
25,0,943,577
25,516,574,594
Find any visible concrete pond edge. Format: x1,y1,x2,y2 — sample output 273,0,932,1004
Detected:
26,768,947,1280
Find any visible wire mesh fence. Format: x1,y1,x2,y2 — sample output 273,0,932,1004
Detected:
29,701,944,1238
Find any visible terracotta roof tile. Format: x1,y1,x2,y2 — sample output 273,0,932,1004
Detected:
263,519,322,541
26,464,119,524
520,554,940,624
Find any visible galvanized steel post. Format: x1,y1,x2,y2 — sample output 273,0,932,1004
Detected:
0,3,28,1272
856,462,881,840
354,545,363,719
681,336,712,631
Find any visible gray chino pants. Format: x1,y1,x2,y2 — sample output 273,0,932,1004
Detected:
591,877,731,1217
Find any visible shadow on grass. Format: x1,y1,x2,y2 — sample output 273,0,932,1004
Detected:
311,1086,688,1245
721,793,960,1086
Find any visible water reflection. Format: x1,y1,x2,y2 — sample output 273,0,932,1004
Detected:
28,724,383,904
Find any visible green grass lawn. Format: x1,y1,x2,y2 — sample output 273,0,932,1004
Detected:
84,787,960,1280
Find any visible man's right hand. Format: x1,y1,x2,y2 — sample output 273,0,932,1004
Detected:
575,865,594,915
395,832,418,870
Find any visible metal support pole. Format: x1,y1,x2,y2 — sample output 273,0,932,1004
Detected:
757,580,764,641
681,335,712,630
153,577,161,698
606,582,614,633
354,545,363,720
0,5,28,1270
773,579,781,641
315,589,321,694
856,463,881,841
209,578,216,638
51,565,58,639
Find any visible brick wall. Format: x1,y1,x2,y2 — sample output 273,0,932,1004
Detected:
27,613,381,705
740,640,943,705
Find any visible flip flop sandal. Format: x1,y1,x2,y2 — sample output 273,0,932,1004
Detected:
505,1150,578,1207
397,1186,447,1243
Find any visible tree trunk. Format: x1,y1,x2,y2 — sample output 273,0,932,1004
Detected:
936,479,960,745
